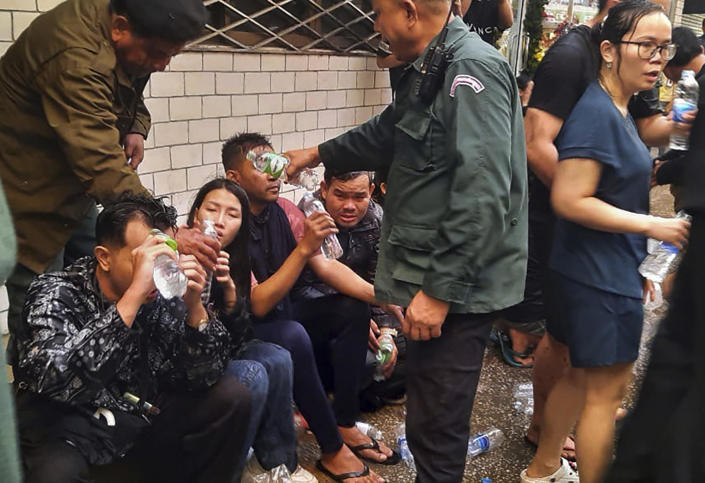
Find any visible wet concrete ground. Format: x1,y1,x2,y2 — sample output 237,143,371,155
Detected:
297,186,676,482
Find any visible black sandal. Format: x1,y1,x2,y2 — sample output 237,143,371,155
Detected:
316,459,370,481
347,437,402,466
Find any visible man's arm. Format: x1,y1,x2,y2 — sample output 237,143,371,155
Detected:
524,107,564,187
308,257,375,303
17,281,134,404
38,55,148,203
498,0,514,30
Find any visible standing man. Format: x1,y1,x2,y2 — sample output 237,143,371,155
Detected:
0,0,213,365
286,0,528,481
462,0,514,46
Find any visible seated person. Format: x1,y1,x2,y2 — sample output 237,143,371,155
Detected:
186,179,315,482
223,132,398,482
295,170,403,404
13,194,252,483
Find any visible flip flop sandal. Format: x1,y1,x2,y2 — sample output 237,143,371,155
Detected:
497,330,535,368
347,437,402,466
316,459,371,481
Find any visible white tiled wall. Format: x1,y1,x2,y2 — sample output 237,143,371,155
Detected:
0,1,393,333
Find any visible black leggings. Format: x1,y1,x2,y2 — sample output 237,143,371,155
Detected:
293,294,371,427
20,374,252,483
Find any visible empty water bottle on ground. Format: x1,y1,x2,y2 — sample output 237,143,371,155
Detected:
513,382,534,416
467,428,504,458
151,230,188,299
373,328,397,382
639,211,692,283
355,421,383,440
394,423,416,471
669,70,699,151
300,193,344,259
199,219,219,305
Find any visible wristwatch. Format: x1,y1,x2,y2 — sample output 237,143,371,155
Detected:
197,318,209,333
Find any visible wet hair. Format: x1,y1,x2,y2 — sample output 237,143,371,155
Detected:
187,178,252,305
593,0,665,74
96,192,176,247
221,132,273,172
323,169,373,185
668,27,703,67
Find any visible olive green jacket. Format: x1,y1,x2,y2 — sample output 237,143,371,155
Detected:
0,0,149,274
319,17,528,313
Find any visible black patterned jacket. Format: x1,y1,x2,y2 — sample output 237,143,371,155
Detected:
14,257,231,413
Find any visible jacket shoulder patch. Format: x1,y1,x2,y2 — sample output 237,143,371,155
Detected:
449,75,485,97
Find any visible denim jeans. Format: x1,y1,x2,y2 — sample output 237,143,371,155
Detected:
227,340,297,478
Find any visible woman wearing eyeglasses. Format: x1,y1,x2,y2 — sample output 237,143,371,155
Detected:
520,2,691,483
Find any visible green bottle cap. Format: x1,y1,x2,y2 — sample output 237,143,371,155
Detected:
150,229,178,251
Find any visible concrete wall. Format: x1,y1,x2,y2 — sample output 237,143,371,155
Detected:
0,0,393,333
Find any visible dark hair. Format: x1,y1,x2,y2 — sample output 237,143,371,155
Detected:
109,0,207,43
221,132,273,172
187,179,252,307
372,168,389,205
516,71,532,90
593,0,664,73
96,193,177,247
599,0,609,13
323,169,373,185
702,17,705,29
668,27,703,67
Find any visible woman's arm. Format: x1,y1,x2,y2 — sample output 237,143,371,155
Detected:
551,158,690,246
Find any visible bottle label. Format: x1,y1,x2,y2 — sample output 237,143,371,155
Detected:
672,98,697,123
660,242,679,254
475,435,490,451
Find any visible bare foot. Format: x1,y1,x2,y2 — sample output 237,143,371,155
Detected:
525,428,576,461
339,425,394,463
320,445,384,483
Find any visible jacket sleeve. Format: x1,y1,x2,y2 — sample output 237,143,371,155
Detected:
18,281,134,404
37,54,148,203
156,304,232,391
421,59,521,303
319,104,396,173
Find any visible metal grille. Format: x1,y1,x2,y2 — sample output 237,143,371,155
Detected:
189,0,382,54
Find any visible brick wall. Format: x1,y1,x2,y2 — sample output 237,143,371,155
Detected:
0,1,392,333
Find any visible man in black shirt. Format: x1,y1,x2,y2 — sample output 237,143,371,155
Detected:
461,0,513,45
608,25,705,483
519,0,681,460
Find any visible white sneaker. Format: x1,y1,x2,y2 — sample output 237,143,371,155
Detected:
291,465,318,483
520,458,579,483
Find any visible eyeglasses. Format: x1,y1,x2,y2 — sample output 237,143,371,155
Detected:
616,41,677,61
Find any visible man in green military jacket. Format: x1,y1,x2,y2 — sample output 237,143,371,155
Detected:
0,0,209,365
287,0,527,480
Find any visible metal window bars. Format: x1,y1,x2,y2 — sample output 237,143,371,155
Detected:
189,0,382,55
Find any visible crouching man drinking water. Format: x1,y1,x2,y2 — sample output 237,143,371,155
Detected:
13,194,252,483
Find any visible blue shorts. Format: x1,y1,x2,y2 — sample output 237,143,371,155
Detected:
547,270,643,368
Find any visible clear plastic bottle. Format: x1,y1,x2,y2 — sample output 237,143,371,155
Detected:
512,382,534,416
467,428,504,458
200,219,219,305
394,423,416,471
373,328,396,382
247,151,321,191
355,421,383,440
151,230,188,299
639,211,692,283
669,70,699,151
299,193,344,259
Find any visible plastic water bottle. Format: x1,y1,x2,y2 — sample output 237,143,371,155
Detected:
355,421,383,440
513,382,534,416
200,219,219,305
151,230,188,299
394,424,416,471
247,151,321,191
644,282,664,310
373,328,396,382
467,428,504,458
299,193,344,259
639,211,692,283
669,70,699,151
